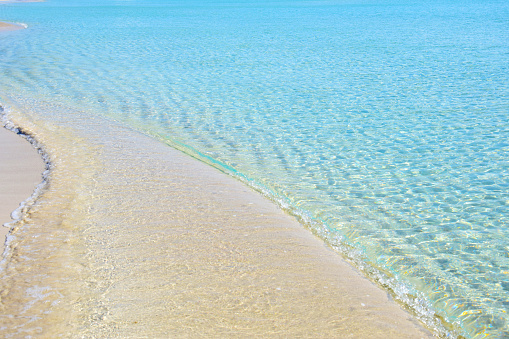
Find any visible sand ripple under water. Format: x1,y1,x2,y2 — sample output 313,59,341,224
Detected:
0,97,432,337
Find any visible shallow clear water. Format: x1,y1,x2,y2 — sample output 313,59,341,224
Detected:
1,0,508,337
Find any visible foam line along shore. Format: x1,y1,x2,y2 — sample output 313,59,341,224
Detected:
0,121,44,254
0,20,44,256
0,21,25,31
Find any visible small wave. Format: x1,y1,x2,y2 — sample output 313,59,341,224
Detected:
158,134,461,338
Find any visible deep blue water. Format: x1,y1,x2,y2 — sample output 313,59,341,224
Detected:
1,0,508,337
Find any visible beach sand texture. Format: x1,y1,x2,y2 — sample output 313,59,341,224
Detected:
0,22,24,31
0,125,44,254
0,98,434,337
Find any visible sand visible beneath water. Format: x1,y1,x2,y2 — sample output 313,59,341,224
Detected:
0,98,435,337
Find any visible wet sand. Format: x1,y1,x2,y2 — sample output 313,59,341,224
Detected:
0,126,44,254
0,99,435,337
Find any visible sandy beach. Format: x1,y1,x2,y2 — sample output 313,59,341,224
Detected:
0,125,44,254
0,98,435,337
0,21,25,31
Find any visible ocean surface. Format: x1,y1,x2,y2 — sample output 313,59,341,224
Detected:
0,0,508,337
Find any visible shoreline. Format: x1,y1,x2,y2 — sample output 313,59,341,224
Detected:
0,21,25,32
0,0,44,31
0,99,435,337
0,124,44,255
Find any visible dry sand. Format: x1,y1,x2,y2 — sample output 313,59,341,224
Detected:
0,21,25,32
0,126,44,253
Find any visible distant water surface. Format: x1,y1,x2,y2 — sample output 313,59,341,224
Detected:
1,0,508,337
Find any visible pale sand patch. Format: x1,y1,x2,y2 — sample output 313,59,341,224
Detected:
0,127,44,253
0,21,25,31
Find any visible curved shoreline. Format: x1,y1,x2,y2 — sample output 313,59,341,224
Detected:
0,0,44,248
0,120,45,255
0,21,25,31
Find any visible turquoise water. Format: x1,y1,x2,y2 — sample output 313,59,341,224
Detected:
1,0,508,337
